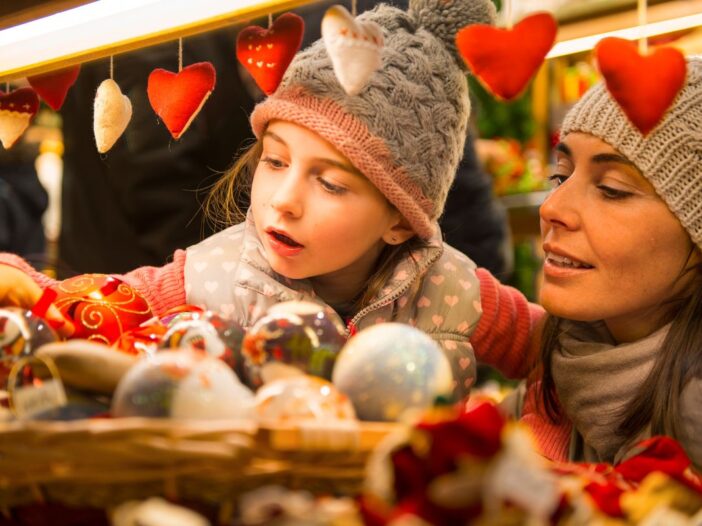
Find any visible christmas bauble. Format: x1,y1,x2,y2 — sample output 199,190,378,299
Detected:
332,323,453,421
111,349,254,419
254,375,356,424
241,301,347,389
51,274,153,345
0,307,58,388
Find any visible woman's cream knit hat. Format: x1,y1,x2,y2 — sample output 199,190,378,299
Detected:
561,57,702,248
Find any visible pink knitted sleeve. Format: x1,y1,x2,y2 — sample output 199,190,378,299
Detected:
0,253,59,288
0,251,187,318
470,268,546,379
116,250,187,317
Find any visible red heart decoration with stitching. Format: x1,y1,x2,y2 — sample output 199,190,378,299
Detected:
147,62,216,140
595,37,686,135
456,12,557,101
27,65,80,110
236,13,304,95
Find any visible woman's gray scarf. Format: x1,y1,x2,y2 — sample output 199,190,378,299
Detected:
551,320,670,463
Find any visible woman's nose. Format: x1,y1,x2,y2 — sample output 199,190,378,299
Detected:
539,179,580,231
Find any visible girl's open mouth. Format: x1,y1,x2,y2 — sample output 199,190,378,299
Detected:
269,230,303,248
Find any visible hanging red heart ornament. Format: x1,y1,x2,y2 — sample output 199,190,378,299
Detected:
0,88,40,149
27,65,81,110
456,12,557,101
147,61,216,140
236,13,305,95
595,37,686,136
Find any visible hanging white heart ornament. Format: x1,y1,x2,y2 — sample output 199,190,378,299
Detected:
322,5,384,96
93,79,132,153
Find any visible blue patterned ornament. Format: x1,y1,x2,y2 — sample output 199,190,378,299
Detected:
241,301,347,390
332,323,453,421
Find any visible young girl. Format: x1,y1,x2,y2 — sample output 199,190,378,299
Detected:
0,0,499,400
473,56,702,469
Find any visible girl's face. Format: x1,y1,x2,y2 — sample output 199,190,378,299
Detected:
251,120,407,289
540,133,698,342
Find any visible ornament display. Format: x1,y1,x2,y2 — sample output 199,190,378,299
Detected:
0,307,58,388
595,37,687,135
0,88,40,149
50,274,153,346
93,78,132,153
241,301,347,389
160,310,245,372
236,13,305,95
114,323,167,356
456,12,557,101
332,323,453,421
112,349,254,419
27,65,81,110
254,375,356,423
322,5,384,96
147,62,216,140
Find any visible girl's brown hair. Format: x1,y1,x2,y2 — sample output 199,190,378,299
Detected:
203,140,428,315
539,254,702,442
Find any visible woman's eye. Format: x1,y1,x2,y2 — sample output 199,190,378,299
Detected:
597,185,632,200
318,176,346,195
261,156,285,169
548,174,568,188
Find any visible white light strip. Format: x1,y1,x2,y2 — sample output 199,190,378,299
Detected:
0,0,303,79
548,12,702,58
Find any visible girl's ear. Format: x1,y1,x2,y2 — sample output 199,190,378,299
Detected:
383,215,415,245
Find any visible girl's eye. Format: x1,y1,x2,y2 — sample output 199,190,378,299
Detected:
318,176,346,195
597,185,632,200
548,174,568,188
261,156,286,169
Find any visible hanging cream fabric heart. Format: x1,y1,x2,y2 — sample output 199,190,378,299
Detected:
322,5,384,96
0,88,39,149
93,79,132,153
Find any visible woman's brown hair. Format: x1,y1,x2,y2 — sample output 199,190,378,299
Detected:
539,255,702,442
203,140,428,315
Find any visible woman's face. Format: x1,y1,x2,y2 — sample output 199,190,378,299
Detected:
250,120,404,286
540,133,698,342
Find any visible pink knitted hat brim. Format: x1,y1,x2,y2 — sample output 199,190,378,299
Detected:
250,88,436,239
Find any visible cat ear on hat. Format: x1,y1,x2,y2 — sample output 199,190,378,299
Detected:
322,5,384,96
595,37,687,136
456,11,557,101
236,13,305,96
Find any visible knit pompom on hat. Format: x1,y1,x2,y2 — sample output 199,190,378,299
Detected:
251,0,496,239
561,57,702,249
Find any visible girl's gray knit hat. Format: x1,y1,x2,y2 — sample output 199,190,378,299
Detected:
251,0,496,239
561,57,702,249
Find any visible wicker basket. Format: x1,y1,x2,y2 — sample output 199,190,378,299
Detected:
0,418,398,511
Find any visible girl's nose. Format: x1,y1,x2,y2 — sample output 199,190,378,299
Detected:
270,172,304,218
539,179,580,231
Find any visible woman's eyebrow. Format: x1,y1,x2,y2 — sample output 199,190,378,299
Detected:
555,142,571,156
591,152,638,169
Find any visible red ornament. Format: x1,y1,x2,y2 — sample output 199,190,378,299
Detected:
236,13,305,95
114,323,167,356
456,12,557,101
147,62,216,140
50,274,153,346
0,88,40,149
27,65,81,110
595,37,686,135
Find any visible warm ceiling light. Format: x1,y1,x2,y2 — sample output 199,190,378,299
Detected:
548,12,702,58
0,0,313,81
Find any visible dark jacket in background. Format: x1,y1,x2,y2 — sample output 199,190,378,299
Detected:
58,27,257,278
